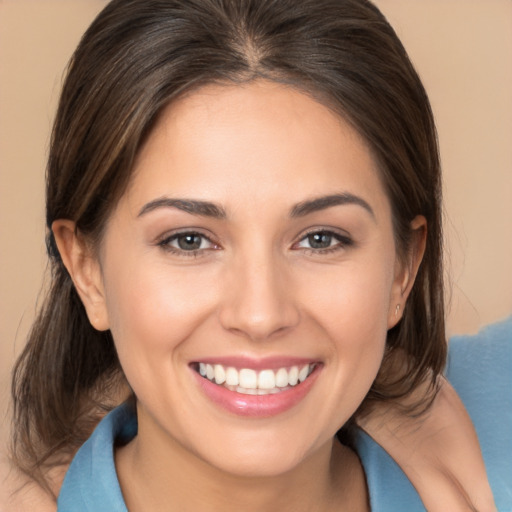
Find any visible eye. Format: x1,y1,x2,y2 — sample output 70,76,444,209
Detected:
295,230,352,252
158,231,218,254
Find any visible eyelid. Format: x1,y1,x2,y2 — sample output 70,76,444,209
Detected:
156,228,221,256
292,227,354,252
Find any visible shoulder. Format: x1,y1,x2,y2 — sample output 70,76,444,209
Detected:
357,316,512,512
0,455,64,512
57,403,135,512
447,315,512,385
446,316,512,428
446,315,512,409
446,316,512,511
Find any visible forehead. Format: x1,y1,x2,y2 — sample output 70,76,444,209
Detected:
125,80,390,220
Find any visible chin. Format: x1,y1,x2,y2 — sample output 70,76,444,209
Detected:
203,443,318,479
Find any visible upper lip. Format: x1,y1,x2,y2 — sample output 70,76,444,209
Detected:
190,356,321,371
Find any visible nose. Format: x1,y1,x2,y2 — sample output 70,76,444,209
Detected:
218,251,300,341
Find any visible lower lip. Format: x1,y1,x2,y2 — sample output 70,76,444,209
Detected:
192,365,321,418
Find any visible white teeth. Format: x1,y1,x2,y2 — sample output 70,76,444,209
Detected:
239,368,257,388
298,364,310,383
234,386,287,396
197,362,316,392
258,369,275,389
237,386,257,395
288,366,299,386
214,364,226,385
225,367,239,386
275,368,289,388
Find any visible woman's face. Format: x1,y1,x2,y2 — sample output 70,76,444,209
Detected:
91,81,408,476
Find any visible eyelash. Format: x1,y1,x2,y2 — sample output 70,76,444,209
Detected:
156,229,353,257
157,231,219,257
293,229,354,255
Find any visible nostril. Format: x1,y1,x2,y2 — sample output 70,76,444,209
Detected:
218,298,301,341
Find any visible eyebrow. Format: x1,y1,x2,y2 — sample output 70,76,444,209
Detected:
138,197,226,219
290,193,375,219
138,192,375,221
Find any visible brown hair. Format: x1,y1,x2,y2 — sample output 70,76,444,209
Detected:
12,0,446,492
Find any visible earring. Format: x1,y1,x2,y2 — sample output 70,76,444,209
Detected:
395,304,401,317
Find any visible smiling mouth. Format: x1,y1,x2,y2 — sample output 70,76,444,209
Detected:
193,363,316,395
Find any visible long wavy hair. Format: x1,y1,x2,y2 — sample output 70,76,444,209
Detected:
12,0,445,493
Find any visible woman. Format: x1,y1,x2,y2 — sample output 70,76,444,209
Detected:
7,0,507,510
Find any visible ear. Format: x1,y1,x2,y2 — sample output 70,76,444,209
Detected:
388,215,427,329
52,220,110,331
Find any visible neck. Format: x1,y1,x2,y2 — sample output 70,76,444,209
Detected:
116,413,369,512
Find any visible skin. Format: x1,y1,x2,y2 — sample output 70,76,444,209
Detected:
359,376,497,512
0,381,496,511
55,81,420,511
2,80,489,511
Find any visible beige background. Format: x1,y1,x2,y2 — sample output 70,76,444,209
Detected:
1,0,511,450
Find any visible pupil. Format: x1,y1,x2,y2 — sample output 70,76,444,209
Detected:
309,232,331,249
178,234,201,250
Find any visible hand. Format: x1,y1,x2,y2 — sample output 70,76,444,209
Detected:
357,377,497,512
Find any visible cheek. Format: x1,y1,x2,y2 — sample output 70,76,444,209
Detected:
302,253,394,338
298,254,394,404
102,259,219,371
